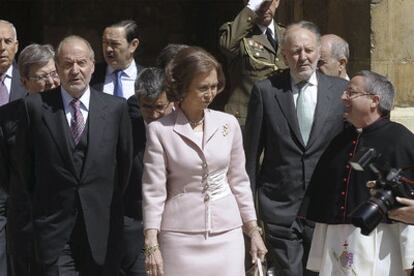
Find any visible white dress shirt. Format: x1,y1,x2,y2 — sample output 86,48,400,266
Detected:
103,59,137,99
257,19,276,40
61,86,90,127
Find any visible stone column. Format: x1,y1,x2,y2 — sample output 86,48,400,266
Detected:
371,0,414,131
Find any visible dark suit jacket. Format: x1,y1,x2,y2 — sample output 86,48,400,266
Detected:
119,95,147,268
125,95,146,220
0,65,26,196
0,99,37,265
9,64,27,102
244,70,347,227
0,65,26,258
0,100,27,232
90,61,144,93
11,87,132,266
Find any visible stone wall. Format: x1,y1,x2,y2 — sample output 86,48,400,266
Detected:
370,0,414,106
2,0,414,110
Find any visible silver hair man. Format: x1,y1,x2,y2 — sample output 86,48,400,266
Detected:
319,34,350,79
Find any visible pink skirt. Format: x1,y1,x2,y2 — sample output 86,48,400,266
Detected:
159,227,245,276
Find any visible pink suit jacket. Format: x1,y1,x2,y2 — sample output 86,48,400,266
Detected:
142,108,257,233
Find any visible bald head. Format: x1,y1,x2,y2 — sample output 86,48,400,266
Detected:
318,34,349,79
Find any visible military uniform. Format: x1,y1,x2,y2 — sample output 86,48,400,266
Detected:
219,6,286,126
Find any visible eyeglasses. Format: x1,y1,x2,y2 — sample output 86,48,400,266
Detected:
343,88,375,98
28,70,59,82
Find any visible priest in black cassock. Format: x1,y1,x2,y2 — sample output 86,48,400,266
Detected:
305,70,414,276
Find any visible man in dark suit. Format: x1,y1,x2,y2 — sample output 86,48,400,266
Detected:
3,43,60,276
0,19,26,276
244,21,347,276
89,19,145,276
0,20,26,105
91,19,143,99
11,35,132,275
122,67,172,276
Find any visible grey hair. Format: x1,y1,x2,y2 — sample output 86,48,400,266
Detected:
282,20,321,47
18,44,55,79
0,19,17,40
328,35,349,60
354,70,395,116
55,35,95,63
135,67,167,101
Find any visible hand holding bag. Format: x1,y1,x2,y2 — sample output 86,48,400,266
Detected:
246,260,266,276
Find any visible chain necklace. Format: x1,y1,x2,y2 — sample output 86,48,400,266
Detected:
189,117,205,128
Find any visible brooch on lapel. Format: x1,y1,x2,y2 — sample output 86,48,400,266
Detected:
222,123,230,136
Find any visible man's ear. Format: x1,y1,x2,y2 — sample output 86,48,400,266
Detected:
338,57,348,72
129,38,139,54
371,94,381,109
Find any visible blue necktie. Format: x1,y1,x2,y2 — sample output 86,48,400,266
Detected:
113,70,123,98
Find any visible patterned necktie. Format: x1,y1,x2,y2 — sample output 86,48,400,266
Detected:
0,74,9,106
113,70,123,98
296,81,314,145
266,28,277,51
70,98,85,144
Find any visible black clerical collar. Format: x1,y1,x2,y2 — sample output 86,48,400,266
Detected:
358,116,390,134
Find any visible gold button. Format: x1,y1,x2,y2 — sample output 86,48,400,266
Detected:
234,112,241,118
275,57,279,62
247,17,252,22
255,52,260,57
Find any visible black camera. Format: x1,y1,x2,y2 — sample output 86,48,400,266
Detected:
348,148,414,235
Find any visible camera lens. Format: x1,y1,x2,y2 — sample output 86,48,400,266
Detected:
350,190,394,235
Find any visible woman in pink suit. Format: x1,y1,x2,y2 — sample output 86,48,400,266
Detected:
142,47,267,276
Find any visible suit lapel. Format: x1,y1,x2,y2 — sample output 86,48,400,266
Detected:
274,23,284,55
307,73,335,148
41,88,78,177
173,109,202,150
272,74,304,146
81,89,107,180
10,65,27,101
203,110,219,148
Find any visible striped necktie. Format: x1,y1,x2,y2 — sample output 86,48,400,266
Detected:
70,98,85,144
